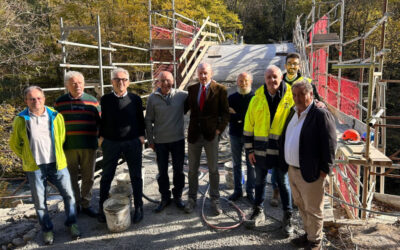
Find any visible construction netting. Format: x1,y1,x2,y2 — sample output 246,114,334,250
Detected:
309,15,360,119
151,21,198,47
309,15,361,214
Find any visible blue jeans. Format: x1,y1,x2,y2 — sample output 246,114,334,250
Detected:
100,138,143,210
155,139,185,200
230,135,255,196
254,164,292,211
26,163,77,232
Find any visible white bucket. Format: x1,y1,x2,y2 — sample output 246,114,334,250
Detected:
224,161,234,189
103,196,131,232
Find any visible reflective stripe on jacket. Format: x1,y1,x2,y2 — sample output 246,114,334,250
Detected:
243,83,294,166
9,106,68,172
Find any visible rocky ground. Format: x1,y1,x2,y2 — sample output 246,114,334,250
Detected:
1,147,399,249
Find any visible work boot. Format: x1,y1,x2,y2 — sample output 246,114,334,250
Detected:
132,206,143,223
184,198,196,214
305,239,322,250
154,198,171,213
270,188,279,207
228,192,243,201
43,231,54,245
69,224,81,239
282,211,294,236
290,233,309,248
245,206,265,228
210,199,222,215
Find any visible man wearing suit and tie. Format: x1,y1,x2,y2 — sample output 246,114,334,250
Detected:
184,63,230,215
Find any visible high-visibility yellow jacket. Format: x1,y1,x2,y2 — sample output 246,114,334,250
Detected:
244,83,294,167
283,73,321,100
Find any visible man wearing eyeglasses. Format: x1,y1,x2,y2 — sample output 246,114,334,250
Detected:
98,68,145,224
145,71,188,213
10,86,80,244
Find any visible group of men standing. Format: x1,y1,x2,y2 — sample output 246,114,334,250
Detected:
10,52,336,250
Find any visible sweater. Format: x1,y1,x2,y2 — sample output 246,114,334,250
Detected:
228,91,254,137
54,92,100,150
99,92,145,141
145,88,188,144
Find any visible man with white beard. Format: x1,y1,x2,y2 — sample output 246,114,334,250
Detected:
227,72,255,203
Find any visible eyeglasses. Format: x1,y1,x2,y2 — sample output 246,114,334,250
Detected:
27,97,43,101
113,78,129,82
287,63,299,66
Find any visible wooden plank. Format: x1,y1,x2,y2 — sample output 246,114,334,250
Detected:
178,44,210,90
338,144,392,166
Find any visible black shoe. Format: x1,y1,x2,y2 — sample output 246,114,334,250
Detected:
154,199,171,213
133,206,143,223
82,206,98,218
246,193,255,204
173,197,185,209
282,211,294,236
97,212,106,223
290,233,309,248
228,192,243,201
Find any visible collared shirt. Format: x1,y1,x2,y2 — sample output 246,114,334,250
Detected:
284,102,313,167
28,109,56,165
113,91,128,98
197,81,211,104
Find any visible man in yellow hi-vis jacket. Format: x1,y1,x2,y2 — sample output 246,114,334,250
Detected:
243,65,295,236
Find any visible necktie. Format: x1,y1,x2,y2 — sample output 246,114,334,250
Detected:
199,85,206,111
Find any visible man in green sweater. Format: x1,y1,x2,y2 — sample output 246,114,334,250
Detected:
55,71,101,218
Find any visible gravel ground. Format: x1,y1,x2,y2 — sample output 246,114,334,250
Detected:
20,157,306,250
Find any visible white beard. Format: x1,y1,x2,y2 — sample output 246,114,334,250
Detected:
237,86,251,95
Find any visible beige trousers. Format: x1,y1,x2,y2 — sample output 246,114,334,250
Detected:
288,166,325,242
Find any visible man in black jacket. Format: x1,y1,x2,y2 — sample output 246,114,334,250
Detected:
279,80,336,250
227,72,255,203
98,67,145,224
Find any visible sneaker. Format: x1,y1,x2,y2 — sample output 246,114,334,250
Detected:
245,206,265,228
184,198,196,214
228,192,243,201
210,199,222,215
43,231,54,245
290,233,309,248
282,211,294,236
69,224,81,239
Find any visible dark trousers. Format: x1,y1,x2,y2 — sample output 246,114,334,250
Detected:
254,162,292,211
99,138,143,212
155,139,185,200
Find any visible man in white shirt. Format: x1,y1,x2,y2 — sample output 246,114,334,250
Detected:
279,80,336,250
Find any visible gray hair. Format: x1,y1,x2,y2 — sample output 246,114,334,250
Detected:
64,71,84,85
111,67,129,80
237,72,253,82
292,80,313,94
24,86,44,99
265,65,282,76
197,62,212,72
